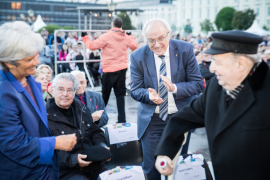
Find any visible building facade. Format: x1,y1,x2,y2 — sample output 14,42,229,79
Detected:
177,0,270,36
0,0,111,30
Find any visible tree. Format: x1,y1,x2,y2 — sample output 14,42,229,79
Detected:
200,19,215,35
263,25,270,31
231,9,256,30
62,26,77,30
184,24,193,34
117,12,136,30
38,24,61,34
215,7,235,31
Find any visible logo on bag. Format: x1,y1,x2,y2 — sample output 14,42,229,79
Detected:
113,123,131,129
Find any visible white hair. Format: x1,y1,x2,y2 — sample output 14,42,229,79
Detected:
52,73,79,92
70,70,86,80
232,53,261,63
0,21,45,63
37,64,52,74
142,18,172,40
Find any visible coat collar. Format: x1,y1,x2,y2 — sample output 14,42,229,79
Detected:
0,70,51,133
145,39,178,91
214,61,269,138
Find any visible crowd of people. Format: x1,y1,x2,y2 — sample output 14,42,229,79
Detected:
1,15,270,180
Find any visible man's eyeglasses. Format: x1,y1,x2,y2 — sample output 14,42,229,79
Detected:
147,32,169,45
56,87,74,95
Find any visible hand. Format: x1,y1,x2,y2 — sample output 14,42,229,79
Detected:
155,155,174,176
77,154,92,167
148,88,163,104
160,75,175,92
104,147,111,162
81,32,87,37
92,110,104,122
55,134,77,151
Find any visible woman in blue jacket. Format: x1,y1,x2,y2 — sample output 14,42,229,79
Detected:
0,21,77,180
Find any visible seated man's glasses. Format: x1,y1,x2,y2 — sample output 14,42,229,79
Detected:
147,32,169,45
56,87,74,95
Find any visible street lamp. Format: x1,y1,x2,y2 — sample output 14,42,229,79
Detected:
107,0,116,12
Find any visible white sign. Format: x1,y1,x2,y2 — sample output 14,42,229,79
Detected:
107,123,138,145
99,166,145,180
174,154,206,180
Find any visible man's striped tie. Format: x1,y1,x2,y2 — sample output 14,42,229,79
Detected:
158,55,168,121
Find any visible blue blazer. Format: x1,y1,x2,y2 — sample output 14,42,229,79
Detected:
130,39,204,139
0,70,58,180
84,91,109,127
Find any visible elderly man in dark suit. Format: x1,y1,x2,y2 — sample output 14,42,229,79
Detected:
71,70,108,127
130,18,204,180
155,31,270,180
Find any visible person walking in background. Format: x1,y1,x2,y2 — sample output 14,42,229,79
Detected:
82,17,138,123
0,21,76,180
130,18,203,180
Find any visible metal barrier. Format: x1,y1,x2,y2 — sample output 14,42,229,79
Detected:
54,30,143,91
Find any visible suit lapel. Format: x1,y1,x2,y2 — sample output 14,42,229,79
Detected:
215,82,255,137
145,47,158,91
169,40,178,83
85,91,94,112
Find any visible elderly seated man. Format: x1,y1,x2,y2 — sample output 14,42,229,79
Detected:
71,70,108,127
47,73,110,180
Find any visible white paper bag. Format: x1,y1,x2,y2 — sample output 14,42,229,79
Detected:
107,123,138,145
174,154,206,180
99,166,145,180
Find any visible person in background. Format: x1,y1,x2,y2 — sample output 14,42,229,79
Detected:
37,64,53,92
33,69,52,104
71,70,109,127
65,32,77,45
82,17,138,123
0,21,76,180
199,49,215,86
58,43,70,73
66,40,73,52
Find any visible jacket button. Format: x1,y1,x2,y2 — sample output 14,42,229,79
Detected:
54,114,56,116
61,131,64,134
87,124,90,127
150,116,152,118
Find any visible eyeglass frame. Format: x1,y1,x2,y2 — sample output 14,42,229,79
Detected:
55,87,75,95
147,32,170,45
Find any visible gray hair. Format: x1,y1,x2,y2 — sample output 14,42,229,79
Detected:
143,18,172,40
33,69,45,79
70,70,86,80
232,53,261,64
0,21,45,63
37,64,52,74
52,73,79,92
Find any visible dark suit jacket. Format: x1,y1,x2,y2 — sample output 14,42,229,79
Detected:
155,61,270,180
130,39,204,139
85,91,109,127
0,70,58,180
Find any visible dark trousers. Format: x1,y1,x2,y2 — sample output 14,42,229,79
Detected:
141,113,191,180
66,164,108,180
102,69,127,123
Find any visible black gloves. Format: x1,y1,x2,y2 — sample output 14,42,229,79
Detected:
126,32,132,36
81,32,87,37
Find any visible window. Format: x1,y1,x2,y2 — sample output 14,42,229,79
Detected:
191,0,193,6
215,7,218,15
235,0,238,2
268,7,270,16
200,0,202,6
183,0,185,7
11,2,16,9
7,15,11,21
199,9,202,19
16,2,21,10
191,9,193,19
207,8,210,18
267,20,270,26
183,9,185,19
12,15,16,21
257,7,260,16
208,0,210,5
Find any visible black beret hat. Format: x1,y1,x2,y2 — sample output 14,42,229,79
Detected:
83,145,112,162
205,30,263,55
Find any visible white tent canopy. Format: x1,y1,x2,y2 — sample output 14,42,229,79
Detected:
32,15,46,32
245,20,270,36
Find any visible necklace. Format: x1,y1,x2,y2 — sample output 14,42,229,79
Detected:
20,79,28,85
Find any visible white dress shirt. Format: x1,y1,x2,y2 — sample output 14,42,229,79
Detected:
154,45,178,114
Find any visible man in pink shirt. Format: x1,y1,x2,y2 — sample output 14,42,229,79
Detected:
82,17,138,123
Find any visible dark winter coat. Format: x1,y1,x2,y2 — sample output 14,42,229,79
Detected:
155,61,270,180
47,98,107,180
